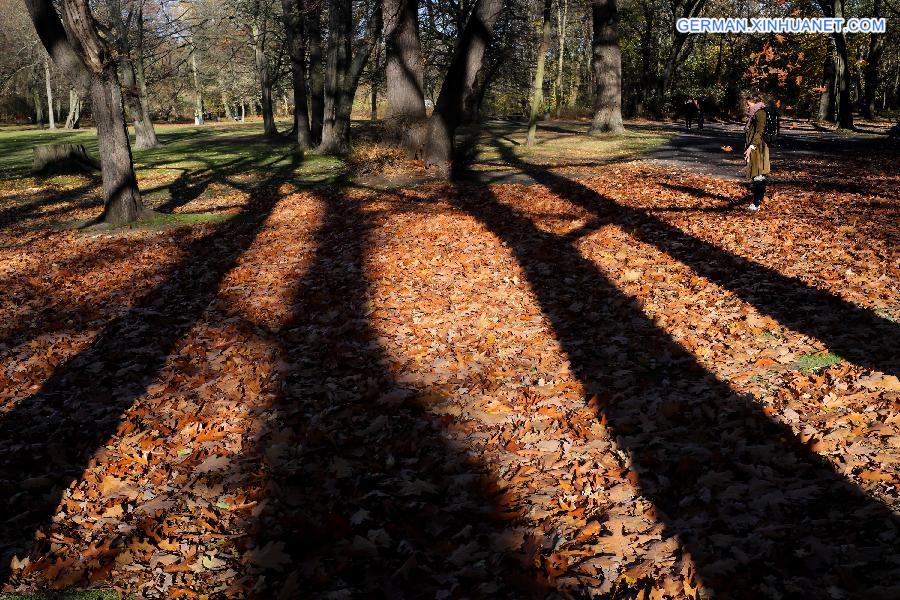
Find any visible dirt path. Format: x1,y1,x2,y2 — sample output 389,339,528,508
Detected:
639,119,892,181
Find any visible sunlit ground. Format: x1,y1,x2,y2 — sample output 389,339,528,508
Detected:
0,120,898,598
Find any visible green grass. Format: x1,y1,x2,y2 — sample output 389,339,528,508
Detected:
794,351,844,373
463,120,673,170
0,118,671,232
0,120,345,231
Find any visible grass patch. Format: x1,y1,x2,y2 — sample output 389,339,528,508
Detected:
794,351,844,373
464,121,673,169
137,211,236,228
75,210,236,234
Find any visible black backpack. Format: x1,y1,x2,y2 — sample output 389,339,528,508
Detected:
763,107,780,145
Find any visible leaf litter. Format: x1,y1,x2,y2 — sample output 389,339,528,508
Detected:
0,154,897,598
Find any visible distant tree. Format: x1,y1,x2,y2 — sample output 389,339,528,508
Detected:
526,0,553,147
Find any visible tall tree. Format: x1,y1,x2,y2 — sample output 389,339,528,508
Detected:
320,0,352,153
320,0,382,154
43,59,55,129
818,0,853,129
64,86,82,129
553,0,569,116
25,0,146,224
281,0,312,147
384,0,427,157
250,0,278,137
589,0,624,135
109,0,160,149
818,41,836,121
526,0,553,147
423,0,505,174
307,5,325,144
861,0,884,119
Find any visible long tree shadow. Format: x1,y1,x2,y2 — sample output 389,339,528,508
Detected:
0,176,102,231
489,144,899,378
0,151,303,582
230,189,544,598
452,178,900,597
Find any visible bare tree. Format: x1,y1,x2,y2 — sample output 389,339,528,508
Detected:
423,0,505,174
320,0,382,154
25,0,146,224
526,0,553,147
282,0,311,147
43,58,55,128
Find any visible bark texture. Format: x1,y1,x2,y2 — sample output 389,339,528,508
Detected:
282,0,312,147
526,0,553,147
307,7,325,145
861,0,883,119
44,60,56,129
589,0,624,135
384,0,427,157
65,87,82,129
818,0,853,129
26,0,145,224
320,0,382,154
423,0,505,175
251,20,278,137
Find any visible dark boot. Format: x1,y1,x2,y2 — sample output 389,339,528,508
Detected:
752,178,766,207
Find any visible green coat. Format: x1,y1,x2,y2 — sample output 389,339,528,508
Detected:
745,108,771,179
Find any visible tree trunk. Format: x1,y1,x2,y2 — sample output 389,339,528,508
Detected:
384,0,427,156
554,0,569,117
252,21,278,137
657,0,707,99
819,0,853,129
91,63,145,224
65,87,82,129
589,0,624,135
32,73,45,128
527,0,553,146
321,1,382,154
833,32,854,129
819,43,836,121
423,0,505,175
121,57,160,149
307,9,325,145
861,0,883,119
133,6,160,147
26,0,146,224
471,50,508,123
190,42,204,118
108,0,159,149
635,2,654,116
281,0,312,148
320,0,352,154
44,60,56,129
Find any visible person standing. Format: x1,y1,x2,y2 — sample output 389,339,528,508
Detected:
743,94,771,212
685,98,699,130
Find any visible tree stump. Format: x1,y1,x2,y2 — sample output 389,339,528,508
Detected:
32,143,100,174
